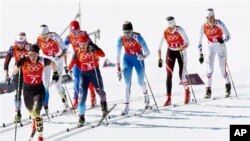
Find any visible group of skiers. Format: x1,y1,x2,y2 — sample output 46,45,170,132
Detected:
3,8,232,141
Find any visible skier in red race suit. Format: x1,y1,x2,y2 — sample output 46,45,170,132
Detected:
198,8,231,98
4,32,31,123
68,34,108,127
13,44,52,141
64,20,97,109
158,16,191,106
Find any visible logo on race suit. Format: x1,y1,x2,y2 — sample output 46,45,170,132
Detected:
167,34,180,41
27,63,42,72
207,27,218,34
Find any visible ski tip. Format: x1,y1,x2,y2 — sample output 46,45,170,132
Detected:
3,123,6,127
66,128,69,132
20,122,23,127
106,123,109,126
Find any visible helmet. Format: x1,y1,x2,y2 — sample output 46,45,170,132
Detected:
28,44,40,53
38,24,49,35
15,32,26,43
70,20,80,31
78,34,89,43
122,21,133,31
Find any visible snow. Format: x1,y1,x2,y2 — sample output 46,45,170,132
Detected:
1,0,250,141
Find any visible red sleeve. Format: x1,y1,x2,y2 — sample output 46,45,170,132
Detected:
68,55,81,70
95,50,105,57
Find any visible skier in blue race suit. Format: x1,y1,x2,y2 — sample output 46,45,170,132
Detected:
117,21,150,115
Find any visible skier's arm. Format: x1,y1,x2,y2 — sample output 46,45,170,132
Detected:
218,20,231,42
178,27,189,50
198,25,204,53
4,46,14,76
116,37,123,71
53,33,67,64
137,35,150,58
158,35,165,60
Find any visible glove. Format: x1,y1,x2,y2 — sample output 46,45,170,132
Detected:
137,54,145,61
117,72,122,81
17,57,26,67
5,75,10,85
158,59,163,68
88,45,97,53
217,38,224,44
199,53,204,64
64,66,69,74
224,36,230,42
52,71,59,82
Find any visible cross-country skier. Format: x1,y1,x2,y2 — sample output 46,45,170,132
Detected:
117,21,150,115
158,16,190,106
13,44,51,141
64,20,97,109
4,32,31,123
68,34,108,127
198,8,231,98
36,24,68,112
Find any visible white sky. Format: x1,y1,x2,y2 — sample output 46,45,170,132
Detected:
1,0,250,72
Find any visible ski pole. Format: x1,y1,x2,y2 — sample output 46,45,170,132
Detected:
138,58,160,113
63,83,77,115
222,43,238,98
14,68,21,141
179,51,197,104
226,63,238,97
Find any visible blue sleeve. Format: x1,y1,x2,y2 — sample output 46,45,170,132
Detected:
116,37,123,64
137,35,150,57
64,36,70,46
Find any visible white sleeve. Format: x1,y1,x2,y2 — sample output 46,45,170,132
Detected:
198,24,204,47
158,35,164,50
178,27,189,47
217,20,231,40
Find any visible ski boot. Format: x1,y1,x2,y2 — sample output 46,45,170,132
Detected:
71,99,78,110
101,101,108,116
204,87,212,99
121,103,129,116
14,112,22,123
144,91,150,108
78,115,85,128
184,88,190,104
62,97,68,112
225,83,231,98
164,94,171,106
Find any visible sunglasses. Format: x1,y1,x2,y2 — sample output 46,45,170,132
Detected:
79,43,88,47
28,53,38,57
123,31,132,34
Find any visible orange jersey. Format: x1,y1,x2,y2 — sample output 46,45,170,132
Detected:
67,31,88,51
164,28,185,48
37,36,60,56
12,43,29,62
121,33,142,55
21,58,47,85
203,22,223,43
75,48,100,71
